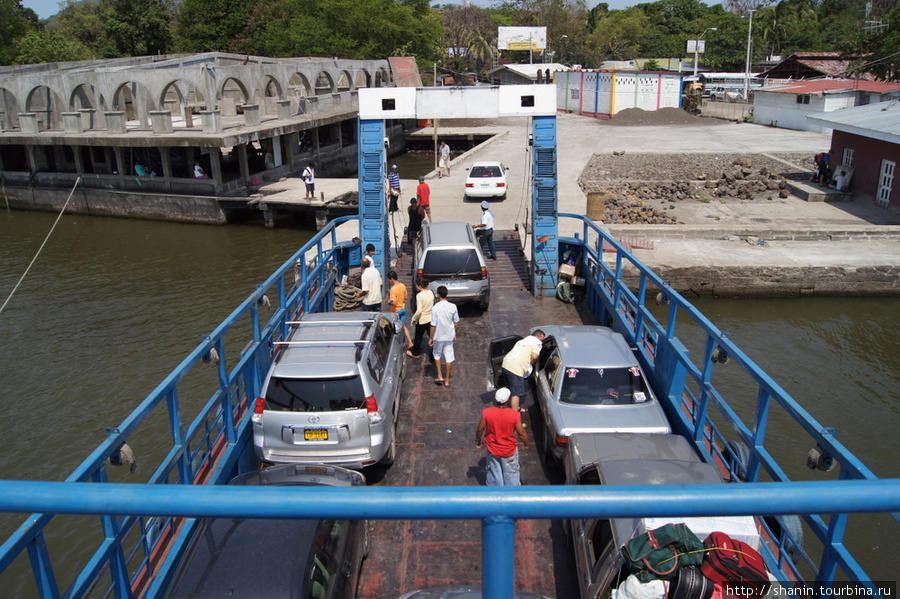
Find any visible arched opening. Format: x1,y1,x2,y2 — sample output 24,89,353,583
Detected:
160,79,207,125
336,71,352,93
314,71,334,96
374,69,390,87
0,87,21,129
219,77,250,115
113,81,157,127
255,75,283,116
355,70,372,89
26,85,65,130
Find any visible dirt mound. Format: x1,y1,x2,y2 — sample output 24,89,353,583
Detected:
604,107,711,127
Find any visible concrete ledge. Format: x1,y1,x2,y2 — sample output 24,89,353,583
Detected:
619,264,900,298
604,225,900,241
785,180,851,202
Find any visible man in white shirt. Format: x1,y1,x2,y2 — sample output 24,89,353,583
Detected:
428,286,459,387
302,163,315,199
357,256,382,312
473,201,497,260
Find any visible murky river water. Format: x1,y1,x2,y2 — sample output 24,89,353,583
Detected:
0,210,897,589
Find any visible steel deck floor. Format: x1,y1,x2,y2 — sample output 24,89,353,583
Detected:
359,233,593,598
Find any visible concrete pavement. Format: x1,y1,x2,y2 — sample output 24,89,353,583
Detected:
413,113,899,296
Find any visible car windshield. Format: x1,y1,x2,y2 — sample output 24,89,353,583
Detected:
423,249,481,275
470,166,502,178
265,376,365,412
559,366,649,405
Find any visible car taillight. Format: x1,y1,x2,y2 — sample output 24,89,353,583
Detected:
497,182,506,187
465,183,474,188
416,268,423,279
254,397,266,414
366,394,378,412
555,435,569,448
481,266,487,279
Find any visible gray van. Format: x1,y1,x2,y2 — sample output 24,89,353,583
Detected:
252,312,406,469
414,221,490,310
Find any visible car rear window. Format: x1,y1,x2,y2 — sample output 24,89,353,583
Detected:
264,376,365,412
470,166,502,178
559,366,649,405
423,248,481,276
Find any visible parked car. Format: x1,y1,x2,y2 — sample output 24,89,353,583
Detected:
413,221,490,310
165,463,368,599
252,312,406,469
527,325,671,463
705,86,743,102
564,433,766,599
464,161,508,200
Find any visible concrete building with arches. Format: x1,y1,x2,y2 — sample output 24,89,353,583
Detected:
0,52,396,223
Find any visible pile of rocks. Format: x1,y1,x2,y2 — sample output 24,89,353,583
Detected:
581,153,808,224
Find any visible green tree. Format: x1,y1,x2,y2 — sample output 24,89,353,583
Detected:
104,0,174,57
0,0,39,66
176,0,255,53
14,28,95,63
587,8,650,60
51,0,117,58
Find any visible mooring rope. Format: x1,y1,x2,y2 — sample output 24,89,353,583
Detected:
0,176,82,316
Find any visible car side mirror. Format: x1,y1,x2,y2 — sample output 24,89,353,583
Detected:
394,320,404,335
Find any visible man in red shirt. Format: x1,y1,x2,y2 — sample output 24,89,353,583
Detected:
475,388,530,486
416,176,431,220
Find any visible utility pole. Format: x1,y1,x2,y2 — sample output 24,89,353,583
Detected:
744,10,756,101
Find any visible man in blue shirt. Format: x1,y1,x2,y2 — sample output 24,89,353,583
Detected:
387,164,401,197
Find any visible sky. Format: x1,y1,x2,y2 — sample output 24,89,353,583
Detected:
23,0,63,19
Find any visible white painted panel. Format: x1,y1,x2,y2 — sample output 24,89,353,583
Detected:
358,87,417,119
498,84,557,116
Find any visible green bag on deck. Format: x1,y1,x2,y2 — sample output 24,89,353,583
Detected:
621,523,705,583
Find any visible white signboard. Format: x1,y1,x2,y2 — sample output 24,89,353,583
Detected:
498,27,547,52
686,40,707,53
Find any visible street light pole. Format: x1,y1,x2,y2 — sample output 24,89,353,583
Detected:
744,10,756,100
692,28,717,81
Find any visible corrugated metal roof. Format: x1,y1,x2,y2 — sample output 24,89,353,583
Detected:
388,57,422,87
807,101,900,144
758,52,873,80
758,79,900,95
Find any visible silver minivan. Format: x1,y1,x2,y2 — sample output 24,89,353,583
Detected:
252,312,406,469
414,221,490,310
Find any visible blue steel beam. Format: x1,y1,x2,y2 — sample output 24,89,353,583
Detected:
0,480,895,520
358,118,389,281
531,115,558,297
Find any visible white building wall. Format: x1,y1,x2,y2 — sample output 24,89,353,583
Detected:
753,90,862,133
555,71,683,117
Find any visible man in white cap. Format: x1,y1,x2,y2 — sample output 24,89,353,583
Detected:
473,200,496,260
475,387,530,486
387,164,401,199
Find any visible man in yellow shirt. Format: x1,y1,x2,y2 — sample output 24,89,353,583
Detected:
387,269,408,323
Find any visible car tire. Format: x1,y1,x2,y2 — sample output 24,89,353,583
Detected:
480,297,490,312
379,426,396,466
500,191,507,200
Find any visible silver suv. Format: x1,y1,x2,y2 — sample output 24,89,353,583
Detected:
413,221,490,310
252,312,406,469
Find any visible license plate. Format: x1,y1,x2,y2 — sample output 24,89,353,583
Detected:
304,429,328,441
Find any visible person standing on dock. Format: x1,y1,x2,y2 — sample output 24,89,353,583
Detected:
501,331,545,413
439,141,451,178
429,286,458,387
416,176,431,221
473,201,497,260
357,256,383,312
302,163,315,199
475,387,529,486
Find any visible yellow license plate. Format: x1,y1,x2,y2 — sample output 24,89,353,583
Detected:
304,429,328,441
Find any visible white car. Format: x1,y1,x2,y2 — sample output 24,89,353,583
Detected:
464,161,508,200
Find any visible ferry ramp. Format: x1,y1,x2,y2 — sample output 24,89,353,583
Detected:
359,231,586,599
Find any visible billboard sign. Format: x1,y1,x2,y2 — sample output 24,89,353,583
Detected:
498,27,547,52
686,40,707,53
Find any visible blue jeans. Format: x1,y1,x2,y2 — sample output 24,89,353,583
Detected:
479,228,496,259
485,449,520,486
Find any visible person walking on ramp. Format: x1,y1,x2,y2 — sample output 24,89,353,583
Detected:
428,286,458,387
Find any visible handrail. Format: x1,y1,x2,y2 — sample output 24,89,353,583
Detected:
558,212,890,584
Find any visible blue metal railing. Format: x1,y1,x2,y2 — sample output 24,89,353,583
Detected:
0,212,896,599
559,213,894,585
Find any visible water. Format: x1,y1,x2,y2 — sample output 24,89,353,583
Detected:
0,211,898,585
